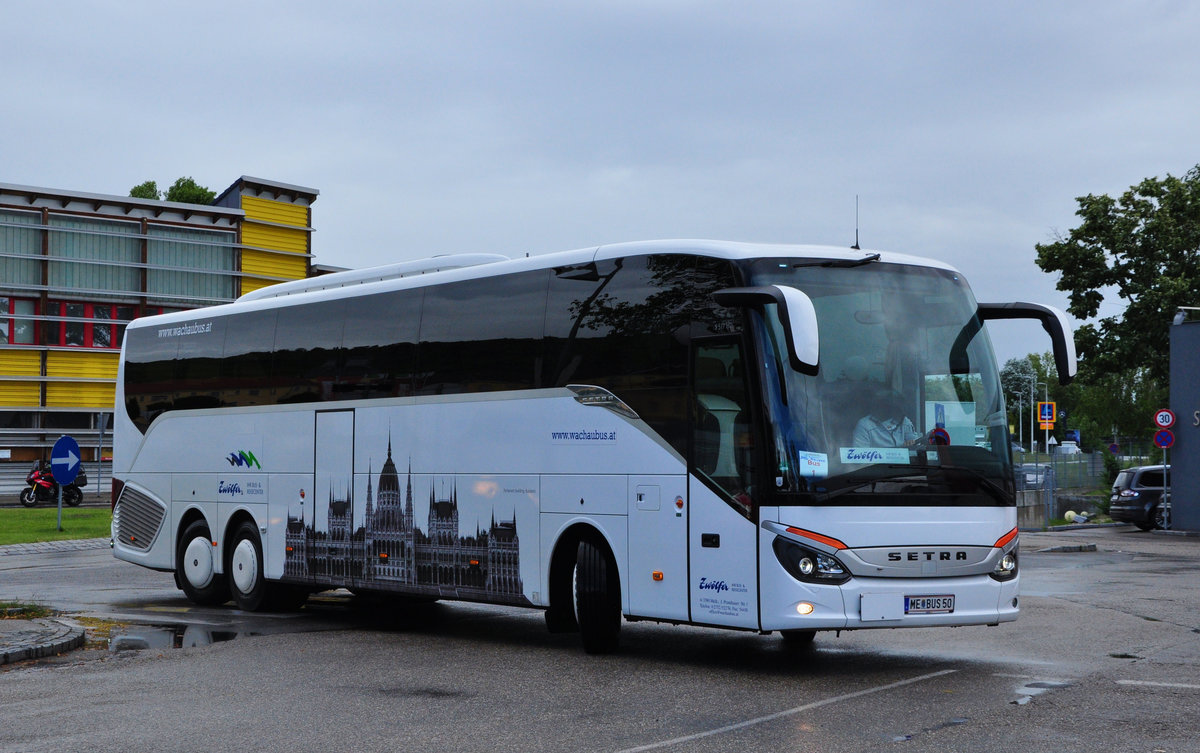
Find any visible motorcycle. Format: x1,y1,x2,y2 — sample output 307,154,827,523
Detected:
18,461,87,508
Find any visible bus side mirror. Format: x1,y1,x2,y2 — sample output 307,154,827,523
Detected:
977,302,1078,385
713,285,819,375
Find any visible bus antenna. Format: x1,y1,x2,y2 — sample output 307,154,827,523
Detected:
851,195,860,250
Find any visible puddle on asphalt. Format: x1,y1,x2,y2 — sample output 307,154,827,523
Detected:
109,624,254,652
1011,679,1074,705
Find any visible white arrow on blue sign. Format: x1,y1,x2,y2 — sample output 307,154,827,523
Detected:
51,435,81,485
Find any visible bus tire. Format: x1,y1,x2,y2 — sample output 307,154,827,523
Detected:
268,584,310,611
780,629,816,648
229,521,268,611
177,520,228,606
575,539,620,654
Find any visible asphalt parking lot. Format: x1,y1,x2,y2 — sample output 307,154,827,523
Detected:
2,525,1198,752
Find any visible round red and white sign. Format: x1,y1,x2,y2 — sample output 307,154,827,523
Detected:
1154,409,1176,429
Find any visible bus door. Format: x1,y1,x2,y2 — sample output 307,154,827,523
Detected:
688,338,760,629
313,410,355,579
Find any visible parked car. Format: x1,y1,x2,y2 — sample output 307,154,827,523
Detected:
1019,463,1050,483
1110,465,1170,531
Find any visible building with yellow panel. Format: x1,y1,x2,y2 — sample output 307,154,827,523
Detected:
0,177,318,466
213,177,317,295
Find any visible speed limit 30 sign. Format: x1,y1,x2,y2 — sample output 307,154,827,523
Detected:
1154,409,1176,429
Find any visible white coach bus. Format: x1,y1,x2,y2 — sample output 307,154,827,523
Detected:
111,240,1074,653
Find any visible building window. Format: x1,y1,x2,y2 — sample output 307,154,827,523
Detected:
1,297,37,345
64,303,86,346
44,302,154,348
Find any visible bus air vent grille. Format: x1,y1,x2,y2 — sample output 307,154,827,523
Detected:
114,487,166,551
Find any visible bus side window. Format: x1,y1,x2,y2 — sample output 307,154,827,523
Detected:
417,270,549,395
692,339,756,516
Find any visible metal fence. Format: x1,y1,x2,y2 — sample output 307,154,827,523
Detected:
1014,451,1108,491
0,460,110,504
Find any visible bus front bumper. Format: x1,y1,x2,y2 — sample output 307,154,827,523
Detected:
760,573,1020,632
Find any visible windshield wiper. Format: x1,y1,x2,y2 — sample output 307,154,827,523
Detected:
932,465,1012,505
809,465,1011,505
809,467,927,502
791,253,880,269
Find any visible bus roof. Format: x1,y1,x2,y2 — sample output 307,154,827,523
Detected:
129,239,960,331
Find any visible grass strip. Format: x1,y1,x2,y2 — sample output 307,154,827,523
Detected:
1,601,54,619
0,508,111,546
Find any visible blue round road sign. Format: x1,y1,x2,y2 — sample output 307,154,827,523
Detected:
51,435,81,485
1153,429,1175,450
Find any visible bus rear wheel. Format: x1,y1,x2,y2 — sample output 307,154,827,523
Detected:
575,539,621,654
177,520,228,606
229,521,268,611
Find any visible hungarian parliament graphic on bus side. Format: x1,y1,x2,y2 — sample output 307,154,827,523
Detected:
283,440,528,605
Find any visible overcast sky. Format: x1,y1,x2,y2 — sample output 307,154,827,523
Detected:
4,1,1199,366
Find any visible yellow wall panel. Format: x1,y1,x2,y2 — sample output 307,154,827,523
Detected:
0,381,40,406
46,381,114,409
0,349,41,376
242,249,307,281
46,350,120,380
241,195,309,228
243,223,308,255
240,277,273,295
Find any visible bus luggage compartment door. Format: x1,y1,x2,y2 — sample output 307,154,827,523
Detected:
627,476,688,622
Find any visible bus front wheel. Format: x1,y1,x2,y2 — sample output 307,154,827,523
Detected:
575,539,621,654
780,629,817,648
177,520,228,606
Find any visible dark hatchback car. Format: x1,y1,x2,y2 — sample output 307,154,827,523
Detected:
1110,465,1170,530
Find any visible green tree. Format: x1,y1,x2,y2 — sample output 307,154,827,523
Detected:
1006,351,1165,452
1035,165,1200,386
1001,353,1062,450
127,176,215,205
129,180,161,200
163,176,216,205
1000,357,1036,412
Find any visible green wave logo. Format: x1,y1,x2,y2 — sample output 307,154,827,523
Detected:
226,450,261,469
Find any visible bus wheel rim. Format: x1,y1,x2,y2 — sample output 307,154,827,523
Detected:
231,539,258,594
182,537,214,589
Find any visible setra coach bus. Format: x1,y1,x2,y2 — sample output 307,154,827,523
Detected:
111,240,1075,653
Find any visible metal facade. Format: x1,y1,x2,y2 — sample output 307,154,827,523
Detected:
0,178,317,461
1169,321,1200,531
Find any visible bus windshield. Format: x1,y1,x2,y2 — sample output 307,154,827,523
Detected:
744,258,1013,505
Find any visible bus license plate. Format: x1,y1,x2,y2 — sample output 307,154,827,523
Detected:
905,595,954,614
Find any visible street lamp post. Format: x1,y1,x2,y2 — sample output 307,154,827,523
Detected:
1035,381,1048,455
1041,381,1050,455
1016,392,1024,453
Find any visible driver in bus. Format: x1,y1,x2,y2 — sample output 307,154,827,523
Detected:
853,388,921,447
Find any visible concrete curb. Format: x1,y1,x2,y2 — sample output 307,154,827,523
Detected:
0,538,110,556
0,618,87,665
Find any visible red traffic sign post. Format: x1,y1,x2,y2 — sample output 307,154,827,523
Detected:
1154,429,1175,449
1154,409,1176,429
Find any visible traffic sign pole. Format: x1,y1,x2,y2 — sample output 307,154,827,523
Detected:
50,435,81,533
1152,411,1174,530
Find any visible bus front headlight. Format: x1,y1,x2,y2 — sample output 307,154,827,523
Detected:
990,550,1018,582
773,537,850,585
